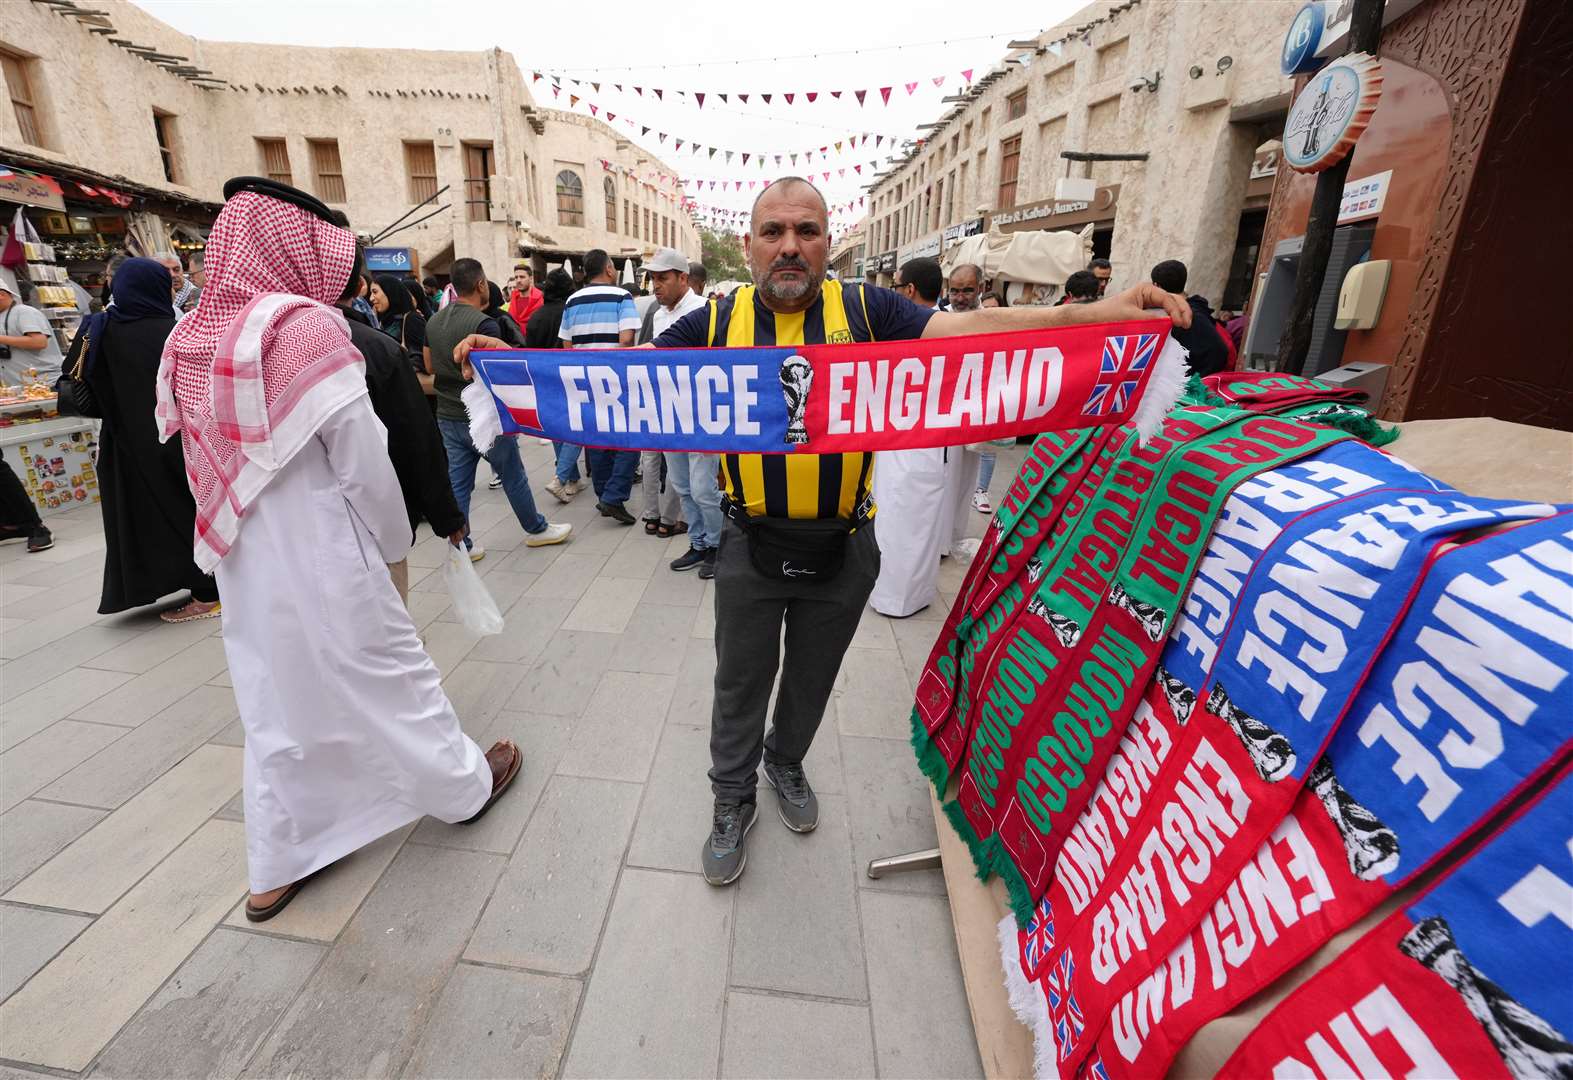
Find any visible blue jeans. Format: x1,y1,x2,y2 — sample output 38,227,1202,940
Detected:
552,441,582,485
666,451,723,550
977,450,997,492
586,448,638,506
438,420,548,538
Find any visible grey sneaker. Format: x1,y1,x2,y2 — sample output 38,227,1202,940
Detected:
701,799,757,885
763,761,818,833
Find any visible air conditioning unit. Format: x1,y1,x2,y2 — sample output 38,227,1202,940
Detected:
1055,176,1096,203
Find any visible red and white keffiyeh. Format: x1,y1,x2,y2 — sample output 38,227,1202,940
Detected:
156,191,366,570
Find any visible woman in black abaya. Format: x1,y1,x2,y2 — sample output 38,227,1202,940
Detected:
78,258,219,621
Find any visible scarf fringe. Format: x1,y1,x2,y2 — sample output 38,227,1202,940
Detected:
998,913,1059,1080
1130,338,1189,445
463,380,504,454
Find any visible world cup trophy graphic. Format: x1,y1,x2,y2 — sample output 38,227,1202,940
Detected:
779,356,813,445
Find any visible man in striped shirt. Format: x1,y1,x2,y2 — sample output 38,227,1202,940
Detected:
559,250,641,524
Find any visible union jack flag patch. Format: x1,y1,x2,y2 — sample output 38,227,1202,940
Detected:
1082,333,1159,417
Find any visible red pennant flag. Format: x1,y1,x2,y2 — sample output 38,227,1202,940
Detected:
675,138,683,150
552,86,560,98
785,93,794,104
875,135,884,147
735,181,742,191
831,90,842,99
854,89,867,106
589,104,598,116
854,164,862,174
905,81,918,95
761,93,772,104
634,86,643,95
532,71,542,82
606,112,615,121
961,68,974,83
742,153,750,165
695,92,705,108
738,93,748,104
807,92,818,102
879,86,893,104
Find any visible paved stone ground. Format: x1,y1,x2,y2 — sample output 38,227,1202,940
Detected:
0,438,1019,1080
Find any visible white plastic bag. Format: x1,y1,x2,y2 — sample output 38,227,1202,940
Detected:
443,542,504,635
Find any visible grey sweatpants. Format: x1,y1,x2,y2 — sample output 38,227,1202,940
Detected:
708,519,880,800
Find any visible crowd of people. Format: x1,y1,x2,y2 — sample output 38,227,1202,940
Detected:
0,171,1192,914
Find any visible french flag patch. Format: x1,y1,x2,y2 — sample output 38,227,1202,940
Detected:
487,357,542,432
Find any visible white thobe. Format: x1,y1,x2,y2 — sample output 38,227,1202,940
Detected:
215,393,491,893
869,448,948,617
944,447,982,550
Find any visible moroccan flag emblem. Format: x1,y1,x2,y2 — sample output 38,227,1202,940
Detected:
1083,333,1158,417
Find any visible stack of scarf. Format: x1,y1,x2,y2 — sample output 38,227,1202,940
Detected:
906,382,1572,1078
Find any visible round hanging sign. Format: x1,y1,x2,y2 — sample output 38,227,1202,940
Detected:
1281,2,1329,75
1282,52,1383,173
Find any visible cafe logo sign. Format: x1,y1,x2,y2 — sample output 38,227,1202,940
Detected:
1283,52,1383,173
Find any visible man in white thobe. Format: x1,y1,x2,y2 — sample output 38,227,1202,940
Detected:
156,178,522,921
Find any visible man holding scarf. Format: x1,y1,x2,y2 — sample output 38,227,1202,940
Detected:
157,178,522,922
457,176,1188,886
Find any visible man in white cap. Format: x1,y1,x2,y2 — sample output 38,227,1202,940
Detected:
0,267,65,385
638,249,721,577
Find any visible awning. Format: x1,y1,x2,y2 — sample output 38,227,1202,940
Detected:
942,224,1092,285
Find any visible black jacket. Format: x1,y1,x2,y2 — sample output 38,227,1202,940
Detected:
343,309,466,541
1172,294,1229,378
524,300,567,349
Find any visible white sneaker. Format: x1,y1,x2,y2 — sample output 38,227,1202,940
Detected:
972,490,992,514
525,522,573,547
487,474,503,490
544,478,573,504
564,479,584,497
468,542,487,562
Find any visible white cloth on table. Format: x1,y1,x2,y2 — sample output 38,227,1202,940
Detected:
869,447,947,617
216,392,490,893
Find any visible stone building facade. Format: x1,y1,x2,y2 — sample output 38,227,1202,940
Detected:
0,0,697,280
863,0,1296,305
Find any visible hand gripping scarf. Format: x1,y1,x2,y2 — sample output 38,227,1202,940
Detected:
155,191,365,570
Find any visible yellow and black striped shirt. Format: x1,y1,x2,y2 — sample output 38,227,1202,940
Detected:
653,281,935,521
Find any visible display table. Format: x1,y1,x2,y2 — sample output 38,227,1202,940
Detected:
0,410,100,517
932,417,1573,1079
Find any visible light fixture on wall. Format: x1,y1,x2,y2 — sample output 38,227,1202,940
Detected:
1216,55,1234,74
1128,71,1162,94
1189,65,1204,79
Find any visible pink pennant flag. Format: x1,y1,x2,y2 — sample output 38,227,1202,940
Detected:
552,86,560,98
838,168,845,177
879,86,893,104
905,81,918,95
854,89,867,106
748,181,757,190
739,93,748,103
695,92,705,108
831,90,842,99
606,112,615,121
588,104,598,116
854,164,862,174
807,92,818,103
735,181,743,191
761,93,772,104
961,68,973,83
785,93,794,104
932,76,946,87
821,172,830,182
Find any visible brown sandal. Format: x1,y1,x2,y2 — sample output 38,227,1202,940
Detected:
644,520,660,534
244,869,320,923
463,740,523,824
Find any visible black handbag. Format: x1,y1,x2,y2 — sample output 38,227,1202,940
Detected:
53,323,100,418
727,501,853,583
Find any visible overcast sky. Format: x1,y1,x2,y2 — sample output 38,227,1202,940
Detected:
136,0,1086,231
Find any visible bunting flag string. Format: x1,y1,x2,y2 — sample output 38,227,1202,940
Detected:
536,69,978,108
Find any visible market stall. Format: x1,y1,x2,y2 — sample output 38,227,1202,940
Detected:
941,225,1093,306
910,402,1573,1079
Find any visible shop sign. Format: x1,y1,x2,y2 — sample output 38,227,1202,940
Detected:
0,172,65,212
988,185,1118,232
899,232,942,262
1281,2,1330,75
876,251,897,272
1283,53,1383,173
365,246,413,273
1337,169,1391,223
1249,146,1280,180
942,217,985,243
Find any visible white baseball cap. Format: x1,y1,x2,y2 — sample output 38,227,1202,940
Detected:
0,267,18,297
645,248,689,274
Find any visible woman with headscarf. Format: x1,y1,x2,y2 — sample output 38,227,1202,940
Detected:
69,258,221,621
156,177,521,922
371,273,428,375
484,280,525,346
401,278,432,320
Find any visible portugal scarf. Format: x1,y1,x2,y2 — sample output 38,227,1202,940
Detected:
464,319,1188,453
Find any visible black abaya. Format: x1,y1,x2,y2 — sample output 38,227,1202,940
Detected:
81,317,218,612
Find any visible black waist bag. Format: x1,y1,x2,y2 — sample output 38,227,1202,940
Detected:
735,512,853,583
